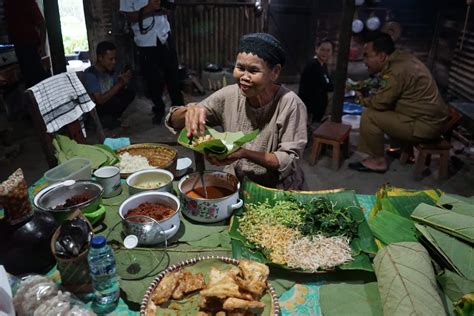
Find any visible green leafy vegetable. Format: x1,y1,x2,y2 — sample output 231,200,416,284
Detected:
300,197,360,239
373,242,446,316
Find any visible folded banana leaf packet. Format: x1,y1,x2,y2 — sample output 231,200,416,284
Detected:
178,126,259,159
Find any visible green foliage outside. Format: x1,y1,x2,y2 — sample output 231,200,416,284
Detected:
58,0,89,54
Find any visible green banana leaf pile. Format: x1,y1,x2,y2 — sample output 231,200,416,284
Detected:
53,134,119,169
319,242,452,316
228,180,378,273
367,185,441,247
178,126,259,159
366,185,474,315
411,197,474,282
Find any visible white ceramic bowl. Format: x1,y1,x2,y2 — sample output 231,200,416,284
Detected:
176,157,192,177
119,191,180,245
126,169,174,196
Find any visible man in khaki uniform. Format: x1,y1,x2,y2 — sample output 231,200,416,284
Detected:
349,32,448,173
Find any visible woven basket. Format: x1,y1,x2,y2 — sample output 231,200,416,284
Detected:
50,209,93,293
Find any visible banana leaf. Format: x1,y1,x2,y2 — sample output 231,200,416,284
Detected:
437,270,474,303
369,184,442,218
368,211,418,245
229,180,377,272
438,194,474,217
380,194,436,218
418,225,474,280
373,242,446,316
177,126,259,158
320,282,383,316
415,223,462,275
411,203,474,243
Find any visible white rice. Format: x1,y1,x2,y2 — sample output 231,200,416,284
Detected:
118,152,152,173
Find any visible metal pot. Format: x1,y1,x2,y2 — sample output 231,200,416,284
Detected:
118,191,180,245
177,171,243,223
33,180,103,223
126,168,174,196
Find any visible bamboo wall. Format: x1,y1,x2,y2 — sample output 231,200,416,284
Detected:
172,3,265,71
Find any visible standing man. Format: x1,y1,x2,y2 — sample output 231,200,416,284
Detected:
4,0,49,88
120,0,184,124
349,32,448,173
83,41,135,129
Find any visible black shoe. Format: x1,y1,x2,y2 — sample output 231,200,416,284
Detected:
348,162,387,173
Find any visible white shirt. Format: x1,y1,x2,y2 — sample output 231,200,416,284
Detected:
120,0,171,47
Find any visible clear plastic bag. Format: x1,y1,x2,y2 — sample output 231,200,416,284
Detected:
11,274,95,316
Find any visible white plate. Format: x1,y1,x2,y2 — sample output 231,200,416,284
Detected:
176,157,192,177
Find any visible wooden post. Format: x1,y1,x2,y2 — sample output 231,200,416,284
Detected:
331,0,356,123
44,0,67,74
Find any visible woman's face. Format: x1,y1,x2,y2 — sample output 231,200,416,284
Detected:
233,52,280,98
315,42,333,64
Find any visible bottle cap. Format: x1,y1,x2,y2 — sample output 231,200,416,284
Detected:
90,235,107,248
124,235,138,249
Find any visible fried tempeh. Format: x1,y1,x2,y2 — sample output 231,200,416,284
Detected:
171,271,206,300
151,271,181,305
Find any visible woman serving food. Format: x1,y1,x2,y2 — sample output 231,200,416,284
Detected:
166,33,308,190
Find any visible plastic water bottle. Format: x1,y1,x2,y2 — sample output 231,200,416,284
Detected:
87,236,120,310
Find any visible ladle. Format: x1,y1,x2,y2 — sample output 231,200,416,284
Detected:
192,152,208,198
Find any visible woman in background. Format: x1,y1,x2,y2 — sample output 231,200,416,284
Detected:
298,38,334,123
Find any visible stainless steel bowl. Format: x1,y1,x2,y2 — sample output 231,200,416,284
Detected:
34,180,103,214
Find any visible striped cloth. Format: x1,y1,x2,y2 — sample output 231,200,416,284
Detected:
28,72,96,133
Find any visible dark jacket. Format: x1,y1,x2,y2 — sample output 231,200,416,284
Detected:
298,58,333,122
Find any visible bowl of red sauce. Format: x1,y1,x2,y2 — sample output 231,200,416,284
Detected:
118,191,180,245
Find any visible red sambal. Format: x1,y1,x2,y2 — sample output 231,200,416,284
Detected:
125,202,175,222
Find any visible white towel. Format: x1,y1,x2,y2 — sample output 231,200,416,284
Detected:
28,72,96,133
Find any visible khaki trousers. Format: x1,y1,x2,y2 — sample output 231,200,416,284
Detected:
358,108,428,157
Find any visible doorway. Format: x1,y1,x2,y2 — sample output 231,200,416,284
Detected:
58,0,90,72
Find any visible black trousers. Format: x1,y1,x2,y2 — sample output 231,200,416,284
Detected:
137,33,184,117
97,88,135,128
14,44,49,88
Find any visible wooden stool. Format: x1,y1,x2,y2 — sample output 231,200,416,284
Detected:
400,139,451,180
309,121,351,169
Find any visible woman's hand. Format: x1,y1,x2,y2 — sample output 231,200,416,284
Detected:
206,148,246,166
184,104,207,137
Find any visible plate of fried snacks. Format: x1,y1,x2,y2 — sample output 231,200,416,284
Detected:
178,126,259,159
116,143,178,177
140,256,279,316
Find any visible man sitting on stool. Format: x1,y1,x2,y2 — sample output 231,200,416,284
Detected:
84,41,135,129
349,32,448,173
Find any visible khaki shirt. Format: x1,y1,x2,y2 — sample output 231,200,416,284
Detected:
361,50,448,139
166,84,308,190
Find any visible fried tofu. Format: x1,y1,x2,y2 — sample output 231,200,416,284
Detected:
171,271,206,300
237,260,269,297
151,271,181,305
223,297,265,310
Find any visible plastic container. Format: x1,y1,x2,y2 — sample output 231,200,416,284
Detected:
44,157,92,183
87,236,119,312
